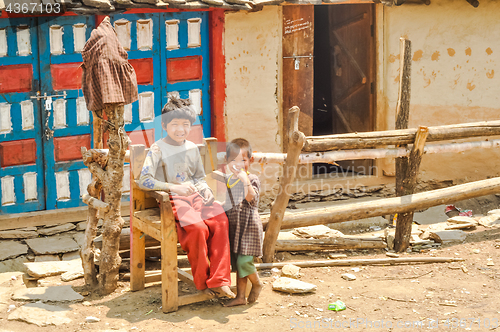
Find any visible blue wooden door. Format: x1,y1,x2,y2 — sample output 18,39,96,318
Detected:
0,17,45,214
38,16,95,210
160,11,211,143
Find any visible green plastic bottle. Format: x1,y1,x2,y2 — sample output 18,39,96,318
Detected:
328,300,346,311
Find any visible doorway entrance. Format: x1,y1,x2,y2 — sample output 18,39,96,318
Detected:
313,4,375,176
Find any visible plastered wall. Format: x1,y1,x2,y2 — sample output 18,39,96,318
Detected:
380,0,500,183
224,7,283,191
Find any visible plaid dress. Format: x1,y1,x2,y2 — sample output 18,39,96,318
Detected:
81,18,138,111
224,174,263,257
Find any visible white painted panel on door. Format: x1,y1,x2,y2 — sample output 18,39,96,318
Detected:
55,171,71,201
0,28,7,57
0,103,12,133
78,168,91,197
53,99,67,129
165,20,179,50
1,176,15,205
50,25,64,55
187,18,201,48
23,172,37,201
137,19,153,51
21,100,34,130
115,19,131,51
139,92,154,122
17,25,31,56
76,97,89,125
73,23,87,53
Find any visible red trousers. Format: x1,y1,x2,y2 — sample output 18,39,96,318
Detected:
170,194,231,290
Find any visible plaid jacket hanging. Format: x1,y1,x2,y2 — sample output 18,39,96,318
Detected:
81,17,138,111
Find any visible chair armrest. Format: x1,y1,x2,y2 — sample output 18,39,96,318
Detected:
211,170,226,183
145,190,170,203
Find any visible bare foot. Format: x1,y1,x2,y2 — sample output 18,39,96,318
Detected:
210,285,236,298
203,288,217,296
247,281,263,303
223,296,247,307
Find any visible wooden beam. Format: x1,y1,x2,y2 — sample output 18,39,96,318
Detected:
225,138,500,165
261,176,500,230
302,120,500,152
0,203,130,231
262,107,306,262
275,237,386,251
254,256,464,269
394,126,429,252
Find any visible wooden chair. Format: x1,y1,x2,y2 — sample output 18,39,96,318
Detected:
129,138,219,313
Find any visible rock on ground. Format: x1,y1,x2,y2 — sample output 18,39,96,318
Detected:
281,264,301,279
0,256,29,273
0,229,38,239
25,235,80,255
426,230,467,243
12,285,84,302
37,223,76,236
272,277,317,294
24,259,83,278
8,302,72,326
34,255,61,262
292,225,343,239
0,241,28,261
341,273,356,281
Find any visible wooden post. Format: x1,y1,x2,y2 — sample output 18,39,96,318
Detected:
262,106,306,262
130,145,146,292
394,126,429,252
394,37,413,252
81,110,104,287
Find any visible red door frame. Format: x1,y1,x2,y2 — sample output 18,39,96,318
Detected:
2,8,227,142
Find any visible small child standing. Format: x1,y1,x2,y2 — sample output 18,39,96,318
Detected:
223,138,264,307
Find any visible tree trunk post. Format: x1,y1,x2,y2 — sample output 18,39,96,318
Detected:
394,37,413,253
262,106,306,262
99,104,129,294
394,126,429,252
81,110,104,287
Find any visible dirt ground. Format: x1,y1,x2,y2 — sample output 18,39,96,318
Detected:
1,223,500,332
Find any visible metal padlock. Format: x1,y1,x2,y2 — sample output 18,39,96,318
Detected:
45,97,52,111
294,58,300,70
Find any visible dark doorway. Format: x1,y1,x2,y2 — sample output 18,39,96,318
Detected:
313,4,375,176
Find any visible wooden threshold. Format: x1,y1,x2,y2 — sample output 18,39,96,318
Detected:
0,202,130,231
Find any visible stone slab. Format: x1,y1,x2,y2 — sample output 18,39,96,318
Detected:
428,230,467,243
0,241,28,261
24,260,83,278
0,256,29,273
12,285,84,302
25,235,80,255
272,277,316,294
61,270,84,282
62,251,81,261
0,230,38,239
8,302,72,326
72,233,86,248
35,255,61,262
37,223,76,236
413,205,449,225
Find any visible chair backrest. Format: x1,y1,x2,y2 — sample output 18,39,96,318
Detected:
129,138,219,190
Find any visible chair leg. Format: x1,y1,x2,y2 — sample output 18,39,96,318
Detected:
130,224,145,291
161,203,179,313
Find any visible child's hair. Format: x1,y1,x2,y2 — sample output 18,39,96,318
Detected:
226,138,253,162
161,95,196,125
